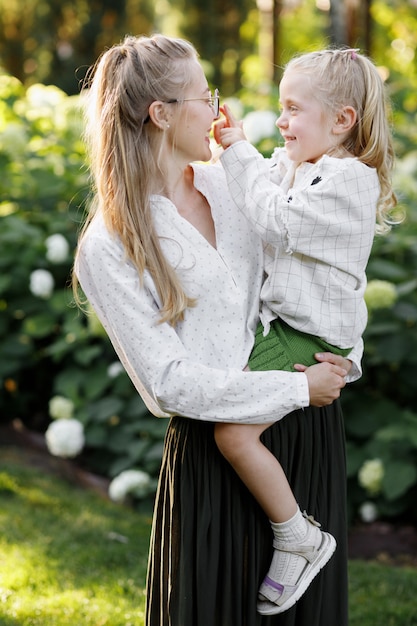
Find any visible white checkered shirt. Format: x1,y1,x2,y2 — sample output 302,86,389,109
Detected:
221,142,380,348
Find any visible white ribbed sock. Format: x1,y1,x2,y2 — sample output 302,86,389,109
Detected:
267,507,309,586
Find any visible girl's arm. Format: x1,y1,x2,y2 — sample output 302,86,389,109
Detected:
220,140,378,269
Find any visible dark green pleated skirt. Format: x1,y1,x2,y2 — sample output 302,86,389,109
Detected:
145,402,349,626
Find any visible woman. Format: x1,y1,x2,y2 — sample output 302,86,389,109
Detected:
74,34,361,626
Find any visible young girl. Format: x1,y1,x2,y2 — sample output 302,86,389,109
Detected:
215,48,397,615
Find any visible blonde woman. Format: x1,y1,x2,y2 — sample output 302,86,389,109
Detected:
74,35,360,626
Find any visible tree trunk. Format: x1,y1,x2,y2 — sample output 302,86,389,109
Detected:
330,0,348,46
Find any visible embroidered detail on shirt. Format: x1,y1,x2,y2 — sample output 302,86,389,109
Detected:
311,176,322,185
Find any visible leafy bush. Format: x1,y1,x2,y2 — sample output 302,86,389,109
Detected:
1,73,416,524
0,74,163,498
342,155,417,525
225,88,417,525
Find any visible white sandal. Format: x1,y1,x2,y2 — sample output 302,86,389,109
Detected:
257,513,336,615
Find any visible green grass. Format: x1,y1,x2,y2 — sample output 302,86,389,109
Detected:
0,446,416,626
349,560,417,626
0,447,151,625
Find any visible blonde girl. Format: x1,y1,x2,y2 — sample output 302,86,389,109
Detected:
215,48,397,616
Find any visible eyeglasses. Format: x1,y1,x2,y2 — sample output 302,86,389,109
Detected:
167,89,220,118
143,89,220,124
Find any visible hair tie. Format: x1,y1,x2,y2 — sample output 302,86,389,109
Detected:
346,48,360,60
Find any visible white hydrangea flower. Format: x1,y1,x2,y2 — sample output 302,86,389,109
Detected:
358,458,384,496
45,233,70,264
243,110,277,144
29,269,54,299
223,97,244,120
45,419,85,458
25,84,66,120
365,280,397,311
109,469,151,503
359,501,378,523
107,361,124,379
49,395,74,420
0,122,28,159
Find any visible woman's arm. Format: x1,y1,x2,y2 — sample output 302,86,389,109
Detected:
76,225,346,424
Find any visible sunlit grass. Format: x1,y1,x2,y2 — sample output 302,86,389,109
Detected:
1,447,417,625
0,450,151,625
0,542,145,624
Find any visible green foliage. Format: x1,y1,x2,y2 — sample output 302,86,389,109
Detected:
1,22,417,523
0,0,413,103
339,83,417,524
0,0,157,94
278,0,330,64
180,0,255,94
349,560,417,626
0,73,164,491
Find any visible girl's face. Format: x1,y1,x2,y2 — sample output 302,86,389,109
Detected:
276,70,338,163
167,62,218,165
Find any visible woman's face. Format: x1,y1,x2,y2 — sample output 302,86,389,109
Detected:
167,61,218,165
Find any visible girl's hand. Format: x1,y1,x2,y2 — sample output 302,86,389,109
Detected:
213,103,246,148
294,352,352,375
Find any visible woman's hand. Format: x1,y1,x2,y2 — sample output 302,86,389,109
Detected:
302,361,347,407
213,103,246,148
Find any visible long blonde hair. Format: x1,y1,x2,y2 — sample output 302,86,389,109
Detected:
285,48,398,234
74,34,199,325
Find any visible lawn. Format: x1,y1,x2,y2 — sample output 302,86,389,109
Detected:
0,445,416,625
0,446,150,625
349,560,417,626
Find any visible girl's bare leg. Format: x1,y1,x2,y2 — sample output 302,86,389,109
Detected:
214,422,297,521
214,421,336,616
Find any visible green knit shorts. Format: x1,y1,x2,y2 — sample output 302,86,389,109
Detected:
248,318,352,372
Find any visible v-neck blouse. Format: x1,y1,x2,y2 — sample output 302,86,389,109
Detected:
75,162,348,423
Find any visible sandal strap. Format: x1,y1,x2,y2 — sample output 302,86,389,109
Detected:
271,512,323,563
258,575,297,606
